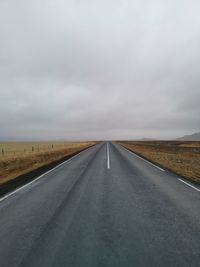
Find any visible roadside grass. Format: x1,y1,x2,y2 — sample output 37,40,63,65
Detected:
118,141,200,183
0,142,95,184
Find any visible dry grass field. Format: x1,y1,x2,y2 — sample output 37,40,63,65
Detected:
0,142,95,184
118,141,200,183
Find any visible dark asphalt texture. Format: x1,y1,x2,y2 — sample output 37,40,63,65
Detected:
0,142,199,267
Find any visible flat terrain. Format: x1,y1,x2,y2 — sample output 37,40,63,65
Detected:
118,141,200,182
0,142,199,267
0,142,94,184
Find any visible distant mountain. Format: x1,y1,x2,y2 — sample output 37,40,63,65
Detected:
177,132,200,141
140,138,156,141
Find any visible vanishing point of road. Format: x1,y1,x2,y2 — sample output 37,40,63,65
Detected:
0,142,199,267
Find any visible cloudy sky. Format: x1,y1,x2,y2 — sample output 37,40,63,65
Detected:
0,0,199,141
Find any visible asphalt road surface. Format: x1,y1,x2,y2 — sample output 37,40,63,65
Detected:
0,142,199,267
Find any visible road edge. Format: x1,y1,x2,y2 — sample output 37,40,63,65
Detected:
0,144,96,198
117,143,200,186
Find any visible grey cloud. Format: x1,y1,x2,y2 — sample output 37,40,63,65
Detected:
0,0,200,141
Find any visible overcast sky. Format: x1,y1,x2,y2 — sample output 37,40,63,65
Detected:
0,0,199,141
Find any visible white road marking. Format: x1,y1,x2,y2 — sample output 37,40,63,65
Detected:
178,178,200,192
122,146,165,172
0,146,94,203
107,142,110,169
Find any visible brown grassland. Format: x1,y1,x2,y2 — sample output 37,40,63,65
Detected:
118,141,200,183
0,142,95,184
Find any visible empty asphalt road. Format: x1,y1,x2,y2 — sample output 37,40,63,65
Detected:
0,142,199,267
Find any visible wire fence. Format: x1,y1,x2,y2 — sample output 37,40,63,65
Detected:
0,143,80,159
